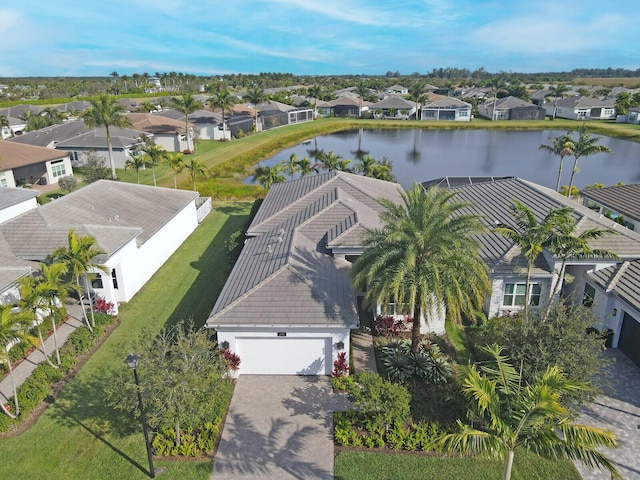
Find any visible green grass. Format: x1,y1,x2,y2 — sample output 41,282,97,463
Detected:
335,450,582,480
0,201,255,480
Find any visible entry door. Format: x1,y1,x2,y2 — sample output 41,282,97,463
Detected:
619,312,640,367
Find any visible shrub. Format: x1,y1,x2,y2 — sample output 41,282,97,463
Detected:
331,374,354,392
221,349,241,371
93,299,116,315
374,315,412,337
332,351,349,378
57,175,78,192
379,339,452,384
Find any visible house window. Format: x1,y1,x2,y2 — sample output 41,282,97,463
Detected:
458,110,469,117
112,269,119,290
0,176,6,187
503,283,541,307
381,298,410,316
583,283,596,308
51,159,66,178
90,274,104,289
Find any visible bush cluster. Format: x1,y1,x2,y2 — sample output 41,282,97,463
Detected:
0,312,116,433
152,422,219,457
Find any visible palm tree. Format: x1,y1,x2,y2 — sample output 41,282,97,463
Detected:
0,305,35,418
295,156,314,177
38,262,74,365
440,345,621,480
49,230,107,332
566,125,613,197
494,202,572,313
184,158,206,191
165,152,185,188
354,155,377,177
548,84,570,119
208,89,237,140
244,81,267,131
170,93,203,152
307,84,323,116
142,144,168,187
18,276,57,368
0,114,10,138
252,164,286,189
81,95,132,180
283,153,298,180
539,133,575,192
408,81,426,120
352,184,490,352
355,82,369,117
124,153,147,184
314,150,346,172
489,77,507,121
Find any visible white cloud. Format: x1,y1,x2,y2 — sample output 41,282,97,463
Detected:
259,0,399,26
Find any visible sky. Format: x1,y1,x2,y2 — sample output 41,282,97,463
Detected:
1,0,638,77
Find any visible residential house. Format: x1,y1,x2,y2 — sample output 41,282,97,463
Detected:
206,172,420,375
157,108,229,141
421,97,472,121
385,84,408,95
256,100,313,131
0,181,210,314
370,95,416,118
316,97,363,118
546,96,616,120
9,121,147,169
582,184,640,231
0,141,73,188
479,96,545,120
127,113,192,152
626,107,640,125
0,104,43,137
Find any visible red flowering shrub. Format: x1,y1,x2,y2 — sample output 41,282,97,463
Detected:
93,298,116,315
374,315,413,337
221,349,241,371
332,352,349,378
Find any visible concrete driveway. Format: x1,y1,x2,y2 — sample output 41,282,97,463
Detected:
211,375,350,480
575,349,640,480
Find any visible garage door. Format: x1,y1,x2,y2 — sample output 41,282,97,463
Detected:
237,337,332,375
619,312,640,368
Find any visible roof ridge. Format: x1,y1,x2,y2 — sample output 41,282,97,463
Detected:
606,261,630,292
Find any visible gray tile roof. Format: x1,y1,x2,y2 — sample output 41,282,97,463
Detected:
587,260,640,313
443,177,640,275
207,171,403,328
0,105,43,119
481,96,538,110
555,96,615,109
0,187,39,211
0,180,198,261
370,95,416,110
581,184,640,223
423,97,472,109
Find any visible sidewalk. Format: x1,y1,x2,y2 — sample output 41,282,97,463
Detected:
351,327,378,374
0,300,85,405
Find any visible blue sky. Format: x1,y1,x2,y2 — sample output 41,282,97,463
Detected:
1,0,638,77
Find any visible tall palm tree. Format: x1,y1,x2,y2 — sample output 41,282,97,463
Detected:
314,150,347,172
355,82,369,117
184,158,206,191
49,230,106,332
494,202,572,313
165,152,185,188
408,81,426,120
539,133,575,192
354,155,377,177
352,184,490,352
208,89,237,140
489,77,507,121
566,125,613,197
18,276,57,368
548,84,570,119
38,262,74,365
252,164,286,189
295,156,315,177
124,153,147,184
81,95,132,180
142,144,168,187
170,93,203,152
0,305,35,418
283,153,298,180
440,345,620,480
307,84,323,116
244,81,266,131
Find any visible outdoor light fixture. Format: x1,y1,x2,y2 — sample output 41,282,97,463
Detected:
221,341,230,350
612,308,618,316
337,341,345,350
125,354,157,478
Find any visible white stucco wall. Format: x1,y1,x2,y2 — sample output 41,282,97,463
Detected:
44,155,74,185
0,170,17,188
487,276,552,318
0,196,38,223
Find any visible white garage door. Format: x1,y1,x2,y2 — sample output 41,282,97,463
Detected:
237,337,332,375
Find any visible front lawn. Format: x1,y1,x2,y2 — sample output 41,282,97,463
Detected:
0,201,255,480
335,450,582,480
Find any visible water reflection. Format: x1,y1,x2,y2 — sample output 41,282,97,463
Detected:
251,129,640,190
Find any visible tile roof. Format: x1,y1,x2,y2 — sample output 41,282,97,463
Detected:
0,180,198,261
581,184,640,222
0,187,39,211
0,141,70,170
441,177,640,275
207,171,403,328
587,260,640,313
481,96,538,110
127,113,187,135
423,97,472,109
370,95,416,110
555,96,616,109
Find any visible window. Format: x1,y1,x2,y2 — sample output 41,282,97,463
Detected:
458,109,469,117
51,159,66,178
583,283,596,308
381,298,410,316
90,274,104,289
0,175,6,187
112,269,119,290
503,283,541,307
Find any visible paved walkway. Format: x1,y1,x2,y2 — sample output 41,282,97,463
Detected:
575,349,640,480
211,375,350,480
351,330,378,374
0,300,85,406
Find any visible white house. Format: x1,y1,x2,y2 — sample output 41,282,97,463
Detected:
547,96,616,121
422,97,472,121
0,181,209,314
127,113,192,152
0,141,73,188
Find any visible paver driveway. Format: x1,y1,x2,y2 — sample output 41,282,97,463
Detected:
575,350,640,480
211,375,350,480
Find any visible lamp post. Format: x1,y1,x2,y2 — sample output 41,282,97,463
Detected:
125,354,156,478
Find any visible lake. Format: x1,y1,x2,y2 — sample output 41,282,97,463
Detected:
251,128,640,190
